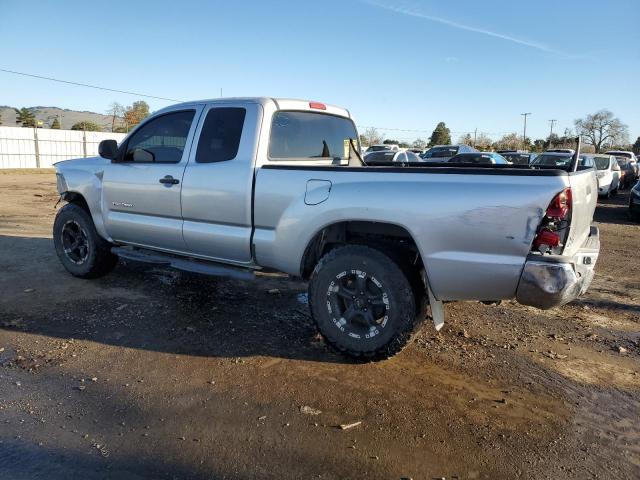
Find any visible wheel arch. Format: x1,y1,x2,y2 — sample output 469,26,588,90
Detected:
300,220,427,303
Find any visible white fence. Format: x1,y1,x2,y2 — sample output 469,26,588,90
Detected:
0,126,126,169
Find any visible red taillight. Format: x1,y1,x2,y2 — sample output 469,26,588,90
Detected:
546,187,572,219
532,187,572,254
533,228,560,249
309,102,326,110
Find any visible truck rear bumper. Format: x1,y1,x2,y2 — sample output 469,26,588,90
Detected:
516,226,600,310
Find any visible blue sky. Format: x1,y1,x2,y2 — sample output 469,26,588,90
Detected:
1,0,638,142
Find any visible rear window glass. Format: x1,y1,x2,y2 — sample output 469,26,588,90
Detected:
424,147,458,158
532,153,572,167
269,111,358,161
364,151,396,163
196,108,246,163
504,153,531,165
594,157,610,170
449,154,491,164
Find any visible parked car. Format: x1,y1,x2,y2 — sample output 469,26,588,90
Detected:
448,152,510,164
629,178,640,221
421,144,478,162
605,150,638,180
364,150,422,164
502,152,538,165
52,97,600,360
614,158,637,189
365,144,399,153
589,155,621,197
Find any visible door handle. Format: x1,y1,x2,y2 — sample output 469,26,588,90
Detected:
159,175,179,185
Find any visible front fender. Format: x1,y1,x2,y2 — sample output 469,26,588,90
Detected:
55,157,111,241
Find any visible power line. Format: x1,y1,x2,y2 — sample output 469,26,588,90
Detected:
0,68,183,103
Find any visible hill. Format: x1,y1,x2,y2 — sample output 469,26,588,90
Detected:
0,106,116,131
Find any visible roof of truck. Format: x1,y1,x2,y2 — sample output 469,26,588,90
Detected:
161,97,351,118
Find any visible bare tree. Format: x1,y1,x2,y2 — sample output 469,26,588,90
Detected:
412,138,427,149
574,110,628,152
362,127,383,146
106,102,125,133
458,133,473,145
492,132,521,151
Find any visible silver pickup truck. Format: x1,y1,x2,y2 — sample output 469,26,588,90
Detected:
53,97,600,360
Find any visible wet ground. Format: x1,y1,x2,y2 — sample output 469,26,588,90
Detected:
1,170,639,479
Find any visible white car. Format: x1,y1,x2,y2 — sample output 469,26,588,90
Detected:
365,144,399,153
592,154,621,197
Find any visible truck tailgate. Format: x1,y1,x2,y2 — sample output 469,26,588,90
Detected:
564,169,598,256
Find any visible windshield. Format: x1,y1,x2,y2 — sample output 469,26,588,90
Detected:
269,111,358,161
594,157,610,170
422,146,458,158
531,153,573,167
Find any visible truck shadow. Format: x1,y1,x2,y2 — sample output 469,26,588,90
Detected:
0,235,351,364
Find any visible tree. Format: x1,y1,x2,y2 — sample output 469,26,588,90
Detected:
532,139,546,152
362,127,383,146
106,102,125,132
0,112,2,125
123,100,150,130
383,139,400,145
50,118,61,129
15,107,36,127
574,110,628,153
633,137,640,155
458,133,473,145
428,122,451,147
71,121,102,132
412,138,427,149
492,132,521,151
398,142,410,148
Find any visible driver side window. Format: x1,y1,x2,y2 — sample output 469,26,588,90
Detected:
123,110,195,163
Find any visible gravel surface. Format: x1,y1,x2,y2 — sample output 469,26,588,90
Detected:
1,171,638,479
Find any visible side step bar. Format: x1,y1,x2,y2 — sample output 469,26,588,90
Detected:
111,247,255,281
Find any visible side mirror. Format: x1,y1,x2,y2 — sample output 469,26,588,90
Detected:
99,139,118,160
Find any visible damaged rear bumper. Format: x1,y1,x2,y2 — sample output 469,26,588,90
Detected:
516,226,600,310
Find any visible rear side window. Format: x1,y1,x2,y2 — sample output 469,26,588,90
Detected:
196,108,246,163
124,110,195,163
269,111,358,161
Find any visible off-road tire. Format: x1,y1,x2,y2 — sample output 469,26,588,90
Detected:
308,245,418,361
53,203,118,278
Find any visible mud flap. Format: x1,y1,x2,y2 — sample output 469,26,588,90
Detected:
427,285,444,331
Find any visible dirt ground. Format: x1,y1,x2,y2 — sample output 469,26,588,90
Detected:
1,170,638,480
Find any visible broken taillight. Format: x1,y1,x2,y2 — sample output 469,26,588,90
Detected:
546,187,572,219
532,188,572,254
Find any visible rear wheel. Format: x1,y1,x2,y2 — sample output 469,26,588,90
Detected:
308,245,419,360
53,203,118,278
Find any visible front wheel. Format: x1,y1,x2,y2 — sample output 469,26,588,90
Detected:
308,245,419,360
53,203,118,278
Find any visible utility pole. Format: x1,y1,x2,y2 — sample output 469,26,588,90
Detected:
473,128,477,148
521,113,531,150
548,119,557,138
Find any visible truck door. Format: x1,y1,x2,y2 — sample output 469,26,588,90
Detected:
180,103,262,264
101,107,202,252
